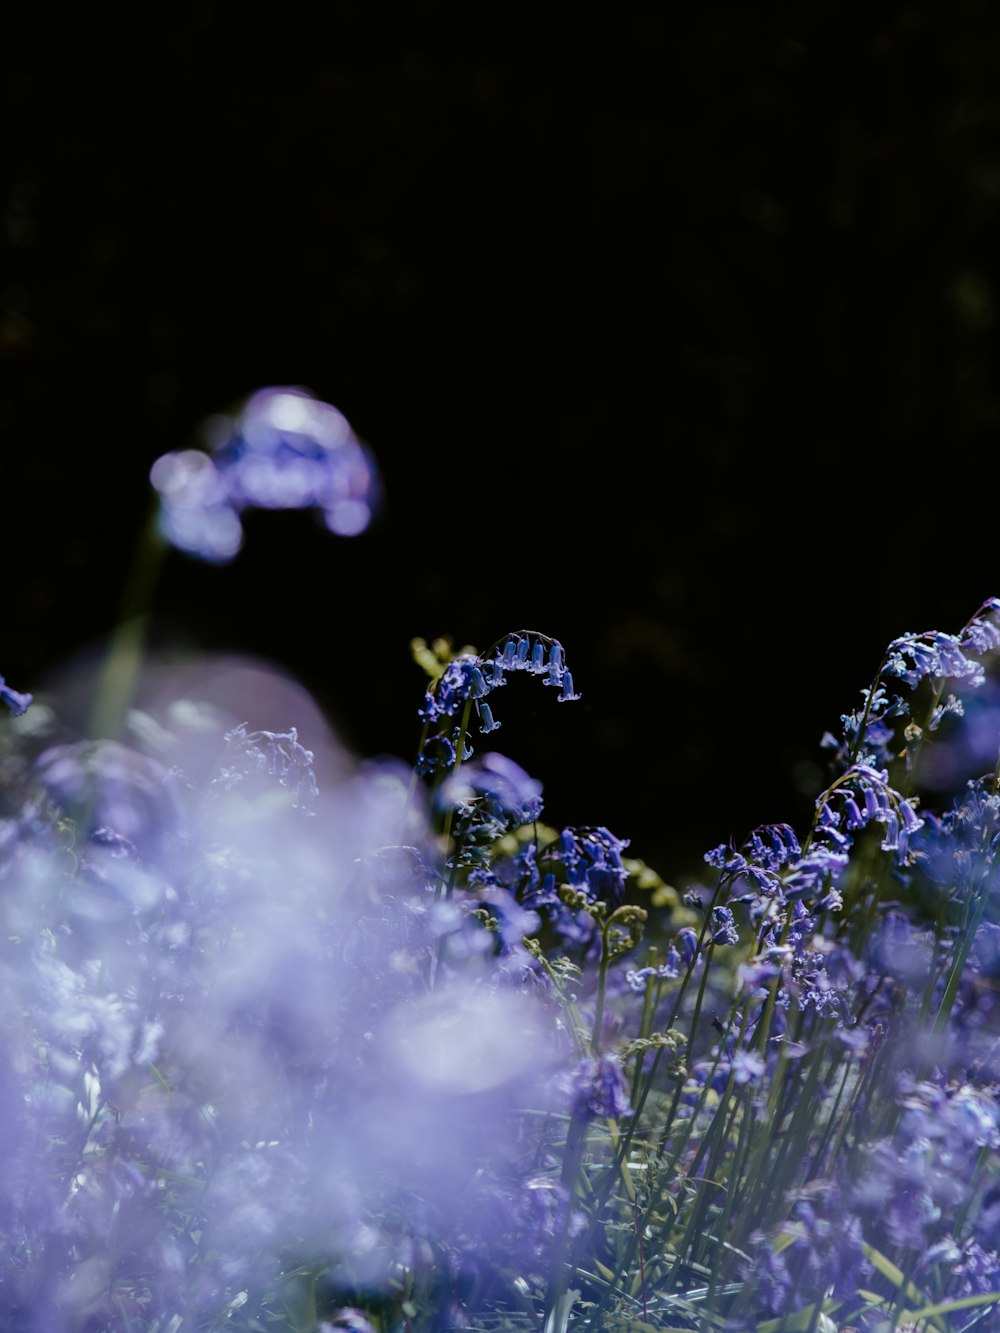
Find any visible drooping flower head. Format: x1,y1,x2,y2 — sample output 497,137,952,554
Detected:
415,630,581,776
150,386,381,562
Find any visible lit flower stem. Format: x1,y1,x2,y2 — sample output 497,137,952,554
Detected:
438,695,473,901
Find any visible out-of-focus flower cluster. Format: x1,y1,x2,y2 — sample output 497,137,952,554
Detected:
149,386,380,562
0,656,598,1331
6,589,1000,1330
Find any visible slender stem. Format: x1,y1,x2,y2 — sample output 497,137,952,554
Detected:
544,1115,588,1324
438,695,473,900
592,922,610,1056
87,504,166,741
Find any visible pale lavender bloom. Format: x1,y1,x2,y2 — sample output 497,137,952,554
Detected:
731,1049,766,1085
149,447,243,563
32,738,181,856
626,949,681,992
214,721,319,811
151,386,380,562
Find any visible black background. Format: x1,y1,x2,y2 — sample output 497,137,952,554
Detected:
3,3,1000,880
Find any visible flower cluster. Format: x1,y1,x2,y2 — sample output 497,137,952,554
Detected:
415,629,580,776
7,488,1000,1333
149,386,380,562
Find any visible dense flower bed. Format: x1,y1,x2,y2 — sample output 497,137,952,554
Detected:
2,390,999,1331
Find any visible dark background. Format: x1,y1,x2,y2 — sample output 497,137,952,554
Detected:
3,3,1000,881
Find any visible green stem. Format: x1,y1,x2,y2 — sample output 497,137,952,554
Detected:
592,921,610,1056
544,1115,588,1325
87,504,166,741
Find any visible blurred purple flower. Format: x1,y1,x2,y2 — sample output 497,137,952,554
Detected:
442,752,544,826
150,386,380,562
568,1051,633,1120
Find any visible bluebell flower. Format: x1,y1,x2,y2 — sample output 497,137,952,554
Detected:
213,722,319,812
478,701,501,734
711,905,740,947
148,448,243,563
31,738,180,855
748,1189,870,1316
842,795,865,830
541,824,630,911
731,1048,765,1086
942,1238,1000,1300
418,656,481,726
626,949,682,992
743,823,801,870
442,753,544,829
568,1051,633,1120
150,386,380,562
0,675,32,717
416,632,580,774
557,670,581,702
676,926,699,965
879,809,900,852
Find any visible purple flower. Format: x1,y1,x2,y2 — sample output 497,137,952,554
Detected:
478,701,501,734
541,825,630,911
148,448,243,563
676,926,699,965
417,632,580,773
557,670,581,702
0,675,32,717
731,1048,766,1085
568,1052,633,1120
442,753,544,827
150,386,380,562
214,722,319,812
711,905,740,947
626,948,681,991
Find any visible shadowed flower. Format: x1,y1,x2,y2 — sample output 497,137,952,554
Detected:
0,675,32,717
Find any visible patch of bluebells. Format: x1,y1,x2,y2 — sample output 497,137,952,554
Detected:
9,471,1000,1333
415,630,580,777
825,595,1000,773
